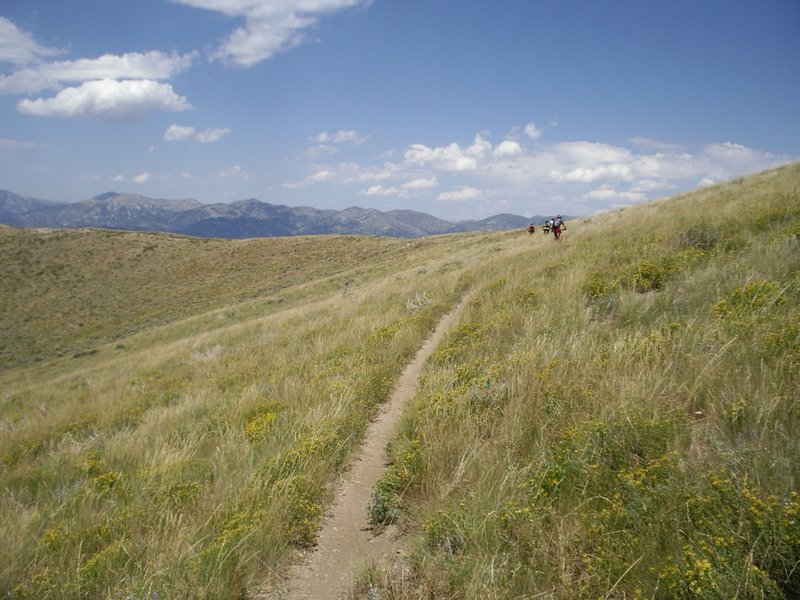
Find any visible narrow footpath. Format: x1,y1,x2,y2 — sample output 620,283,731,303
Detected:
264,299,467,599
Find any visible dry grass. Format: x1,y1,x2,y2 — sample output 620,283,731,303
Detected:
0,229,462,369
2,162,799,599
0,224,528,598
364,163,800,599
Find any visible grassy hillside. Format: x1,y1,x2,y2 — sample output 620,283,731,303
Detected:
362,163,800,598
0,229,459,369
0,224,519,598
0,163,798,599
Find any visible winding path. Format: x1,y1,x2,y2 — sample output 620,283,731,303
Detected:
267,299,466,599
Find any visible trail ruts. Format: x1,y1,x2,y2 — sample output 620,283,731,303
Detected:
260,298,468,599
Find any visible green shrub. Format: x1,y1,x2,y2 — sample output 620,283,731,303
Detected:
630,260,667,292
369,439,423,526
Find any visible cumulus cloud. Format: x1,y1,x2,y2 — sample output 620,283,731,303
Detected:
331,129,368,144
404,134,525,172
171,0,371,66
581,186,645,202
283,168,337,189
0,50,194,95
0,17,63,66
310,170,334,183
339,161,396,184
550,163,632,184
494,140,522,158
164,124,231,143
361,184,401,197
402,177,438,190
524,122,542,140
356,176,438,198
285,122,795,216
405,142,478,171
164,124,196,141
0,18,195,122
17,79,191,121
195,127,231,143
437,186,482,202
307,128,369,155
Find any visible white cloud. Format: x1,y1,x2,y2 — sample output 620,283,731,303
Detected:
404,142,478,172
402,177,438,190
581,186,646,202
698,177,716,187
110,172,152,184
0,17,63,66
437,186,482,202
339,161,396,183
362,184,401,197
0,50,194,95
171,0,371,66
164,124,196,141
550,163,632,184
703,141,749,158
494,140,522,158
283,167,337,189
524,122,542,140
358,176,437,198
332,129,368,144
554,141,632,164
195,127,231,143
310,170,334,183
288,122,796,216
165,124,231,143
307,129,368,155
214,165,250,179
17,79,191,121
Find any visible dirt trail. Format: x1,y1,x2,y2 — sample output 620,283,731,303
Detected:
267,300,466,599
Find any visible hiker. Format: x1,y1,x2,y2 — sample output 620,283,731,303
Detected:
552,215,566,240
527,223,535,235
543,219,552,234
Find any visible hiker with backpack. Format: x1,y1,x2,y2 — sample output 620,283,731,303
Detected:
552,215,566,240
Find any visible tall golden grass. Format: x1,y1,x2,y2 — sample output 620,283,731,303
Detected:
2,162,798,599
363,163,800,599
0,225,524,598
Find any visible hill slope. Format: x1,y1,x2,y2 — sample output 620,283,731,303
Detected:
0,163,798,599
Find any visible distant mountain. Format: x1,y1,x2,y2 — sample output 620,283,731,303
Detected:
0,190,61,226
0,189,554,239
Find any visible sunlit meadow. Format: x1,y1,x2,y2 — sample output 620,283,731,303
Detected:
1,162,798,599
363,163,800,599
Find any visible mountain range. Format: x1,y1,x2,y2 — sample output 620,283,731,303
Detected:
0,190,552,238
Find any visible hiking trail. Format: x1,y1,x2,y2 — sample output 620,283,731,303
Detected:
258,299,467,599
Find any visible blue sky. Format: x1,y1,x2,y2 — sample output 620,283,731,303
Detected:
1,0,798,221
